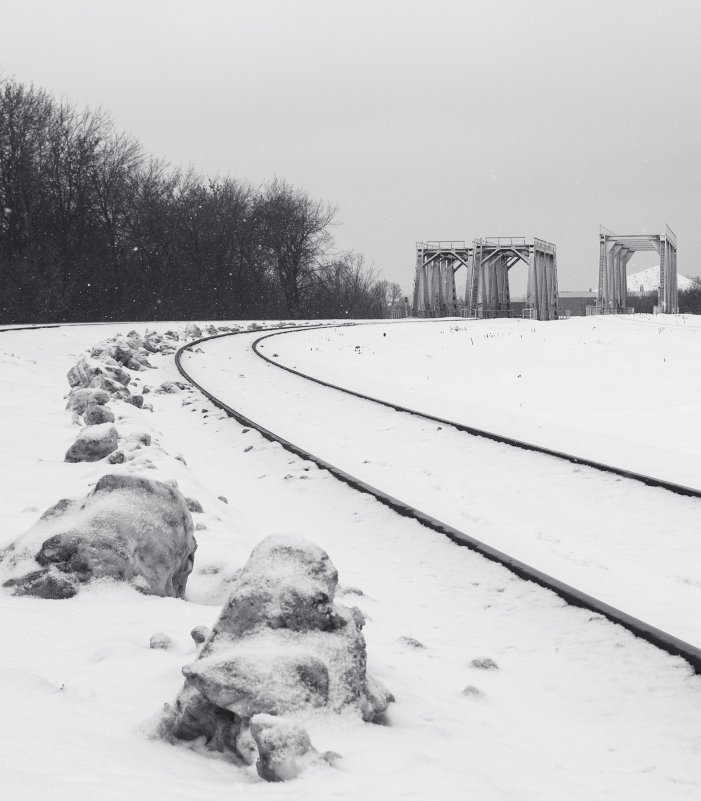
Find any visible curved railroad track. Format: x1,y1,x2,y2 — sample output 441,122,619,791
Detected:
176,321,701,674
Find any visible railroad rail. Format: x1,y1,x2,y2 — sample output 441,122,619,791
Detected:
252,326,701,501
176,322,701,674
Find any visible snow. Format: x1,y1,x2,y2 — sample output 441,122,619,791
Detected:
186,317,701,645
627,265,696,293
1,319,701,799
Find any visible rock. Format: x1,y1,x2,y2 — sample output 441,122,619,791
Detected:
217,495,228,504
2,474,197,599
175,454,187,466
125,431,151,447
40,498,76,521
150,633,173,650
89,390,110,406
185,497,203,514
461,685,484,698
107,449,125,464
195,522,207,531
185,323,202,339
88,374,132,400
205,325,218,336
83,404,115,425
143,335,163,354
127,330,144,347
132,352,154,369
3,568,77,599
191,625,210,646
65,424,118,463
470,657,499,671
160,536,392,767
65,389,93,415
68,356,130,389
182,645,331,718
250,714,326,782
125,394,144,409
142,386,151,394
65,388,111,415
156,381,189,395
398,636,425,649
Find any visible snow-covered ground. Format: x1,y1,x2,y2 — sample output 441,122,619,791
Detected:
627,265,696,293
186,317,701,645
2,320,701,800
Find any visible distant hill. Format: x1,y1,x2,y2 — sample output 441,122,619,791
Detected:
627,265,697,293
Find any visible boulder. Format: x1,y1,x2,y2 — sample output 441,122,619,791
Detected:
83,404,115,425
185,323,203,339
143,334,163,354
66,388,111,416
126,330,145,348
185,497,203,514
125,394,144,409
1,474,197,599
125,431,151,448
182,640,330,717
250,714,326,782
65,424,118,463
107,449,125,465
68,356,131,389
150,633,174,650
88,374,132,400
156,381,187,395
161,536,392,778
191,625,210,646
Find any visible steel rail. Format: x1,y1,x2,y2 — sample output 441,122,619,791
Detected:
176,325,701,675
252,325,701,501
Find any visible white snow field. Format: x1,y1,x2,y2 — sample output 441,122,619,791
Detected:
188,316,701,645
1,319,700,800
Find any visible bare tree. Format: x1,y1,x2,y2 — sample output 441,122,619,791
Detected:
258,178,336,317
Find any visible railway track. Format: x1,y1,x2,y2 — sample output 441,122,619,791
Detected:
176,321,701,675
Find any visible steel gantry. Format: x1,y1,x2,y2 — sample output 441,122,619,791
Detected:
413,237,558,321
597,225,678,313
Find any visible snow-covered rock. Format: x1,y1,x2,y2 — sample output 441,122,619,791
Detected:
67,355,131,389
1,474,197,599
150,632,174,650
191,625,210,645
83,403,115,425
87,373,132,400
185,497,203,513
64,423,118,462
185,323,203,339
161,535,392,780
250,713,327,782
65,388,110,416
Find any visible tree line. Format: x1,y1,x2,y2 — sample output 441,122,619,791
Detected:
0,78,403,323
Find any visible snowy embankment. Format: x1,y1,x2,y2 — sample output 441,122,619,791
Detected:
1,321,700,800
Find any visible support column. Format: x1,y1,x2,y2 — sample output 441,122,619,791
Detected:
412,245,424,316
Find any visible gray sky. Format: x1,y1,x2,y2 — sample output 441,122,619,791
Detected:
2,0,700,293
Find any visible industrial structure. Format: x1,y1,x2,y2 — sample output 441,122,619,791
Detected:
595,225,678,314
413,237,558,321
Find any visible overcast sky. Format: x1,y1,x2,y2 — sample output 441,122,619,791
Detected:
2,0,700,293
